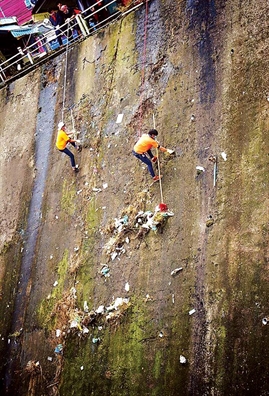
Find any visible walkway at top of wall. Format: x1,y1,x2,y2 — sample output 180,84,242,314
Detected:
0,0,148,88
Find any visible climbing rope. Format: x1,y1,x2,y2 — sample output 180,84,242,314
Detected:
138,0,149,137
153,114,165,205
62,21,70,121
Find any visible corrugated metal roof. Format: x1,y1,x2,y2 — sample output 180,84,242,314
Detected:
0,0,32,24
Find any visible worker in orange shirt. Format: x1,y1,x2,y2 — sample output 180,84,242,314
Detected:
56,121,81,172
132,129,173,181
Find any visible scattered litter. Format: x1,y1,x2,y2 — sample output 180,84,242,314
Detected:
92,337,100,344
70,317,82,330
190,114,195,121
96,305,105,314
82,326,89,334
80,366,84,370
189,309,196,315
98,326,103,331
172,294,175,304
84,301,89,312
180,355,187,364
221,152,227,161
101,265,110,277
74,247,79,252
159,331,163,338
50,255,53,260
92,187,102,192
116,113,124,123
125,237,130,244
166,149,175,154
47,356,53,362
111,252,118,261
55,215,59,220
54,344,63,354
56,329,61,338
206,216,214,227
53,281,58,287
77,189,83,195
196,166,205,175
171,267,183,276
103,183,108,189
262,318,268,325
125,282,130,292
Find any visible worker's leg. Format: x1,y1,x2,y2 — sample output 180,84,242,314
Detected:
132,151,155,177
60,147,75,168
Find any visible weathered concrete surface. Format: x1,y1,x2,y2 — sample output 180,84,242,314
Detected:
1,0,269,395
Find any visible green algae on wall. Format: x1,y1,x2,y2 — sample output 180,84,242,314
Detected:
61,180,77,215
37,250,69,329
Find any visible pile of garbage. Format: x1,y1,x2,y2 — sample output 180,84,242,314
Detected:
51,287,130,356
102,201,174,261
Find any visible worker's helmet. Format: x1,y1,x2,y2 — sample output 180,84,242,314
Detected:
58,121,65,130
148,129,158,137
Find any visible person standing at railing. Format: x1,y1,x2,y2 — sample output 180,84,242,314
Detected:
49,8,65,47
60,4,82,39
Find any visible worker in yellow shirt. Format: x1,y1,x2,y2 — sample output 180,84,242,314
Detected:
132,129,173,181
56,121,81,172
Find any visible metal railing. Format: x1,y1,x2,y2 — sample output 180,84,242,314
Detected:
0,0,146,86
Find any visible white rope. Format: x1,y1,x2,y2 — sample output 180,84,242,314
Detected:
153,113,164,203
62,20,70,121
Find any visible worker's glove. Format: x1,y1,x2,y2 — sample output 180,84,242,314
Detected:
152,156,158,163
167,148,175,154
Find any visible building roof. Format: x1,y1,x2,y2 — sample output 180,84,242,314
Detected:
0,0,32,24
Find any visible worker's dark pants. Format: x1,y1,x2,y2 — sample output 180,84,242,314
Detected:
59,143,76,168
132,150,155,178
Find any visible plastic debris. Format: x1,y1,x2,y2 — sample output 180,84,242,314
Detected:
70,317,82,330
171,267,183,276
159,203,168,212
47,356,53,361
159,331,163,338
262,318,268,325
82,326,89,334
92,187,102,192
53,281,58,287
167,148,175,154
206,216,214,227
96,305,105,314
74,247,79,252
101,266,110,277
196,166,205,175
125,282,130,292
80,366,84,370
54,344,63,354
111,252,118,261
84,301,89,313
56,329,61,338
92,337,100,344
190,114,195,121
221,152,227,161
103,183,108,189
180,355,187,364
116,114,124,123
189,309,196,315
172,294,175,304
